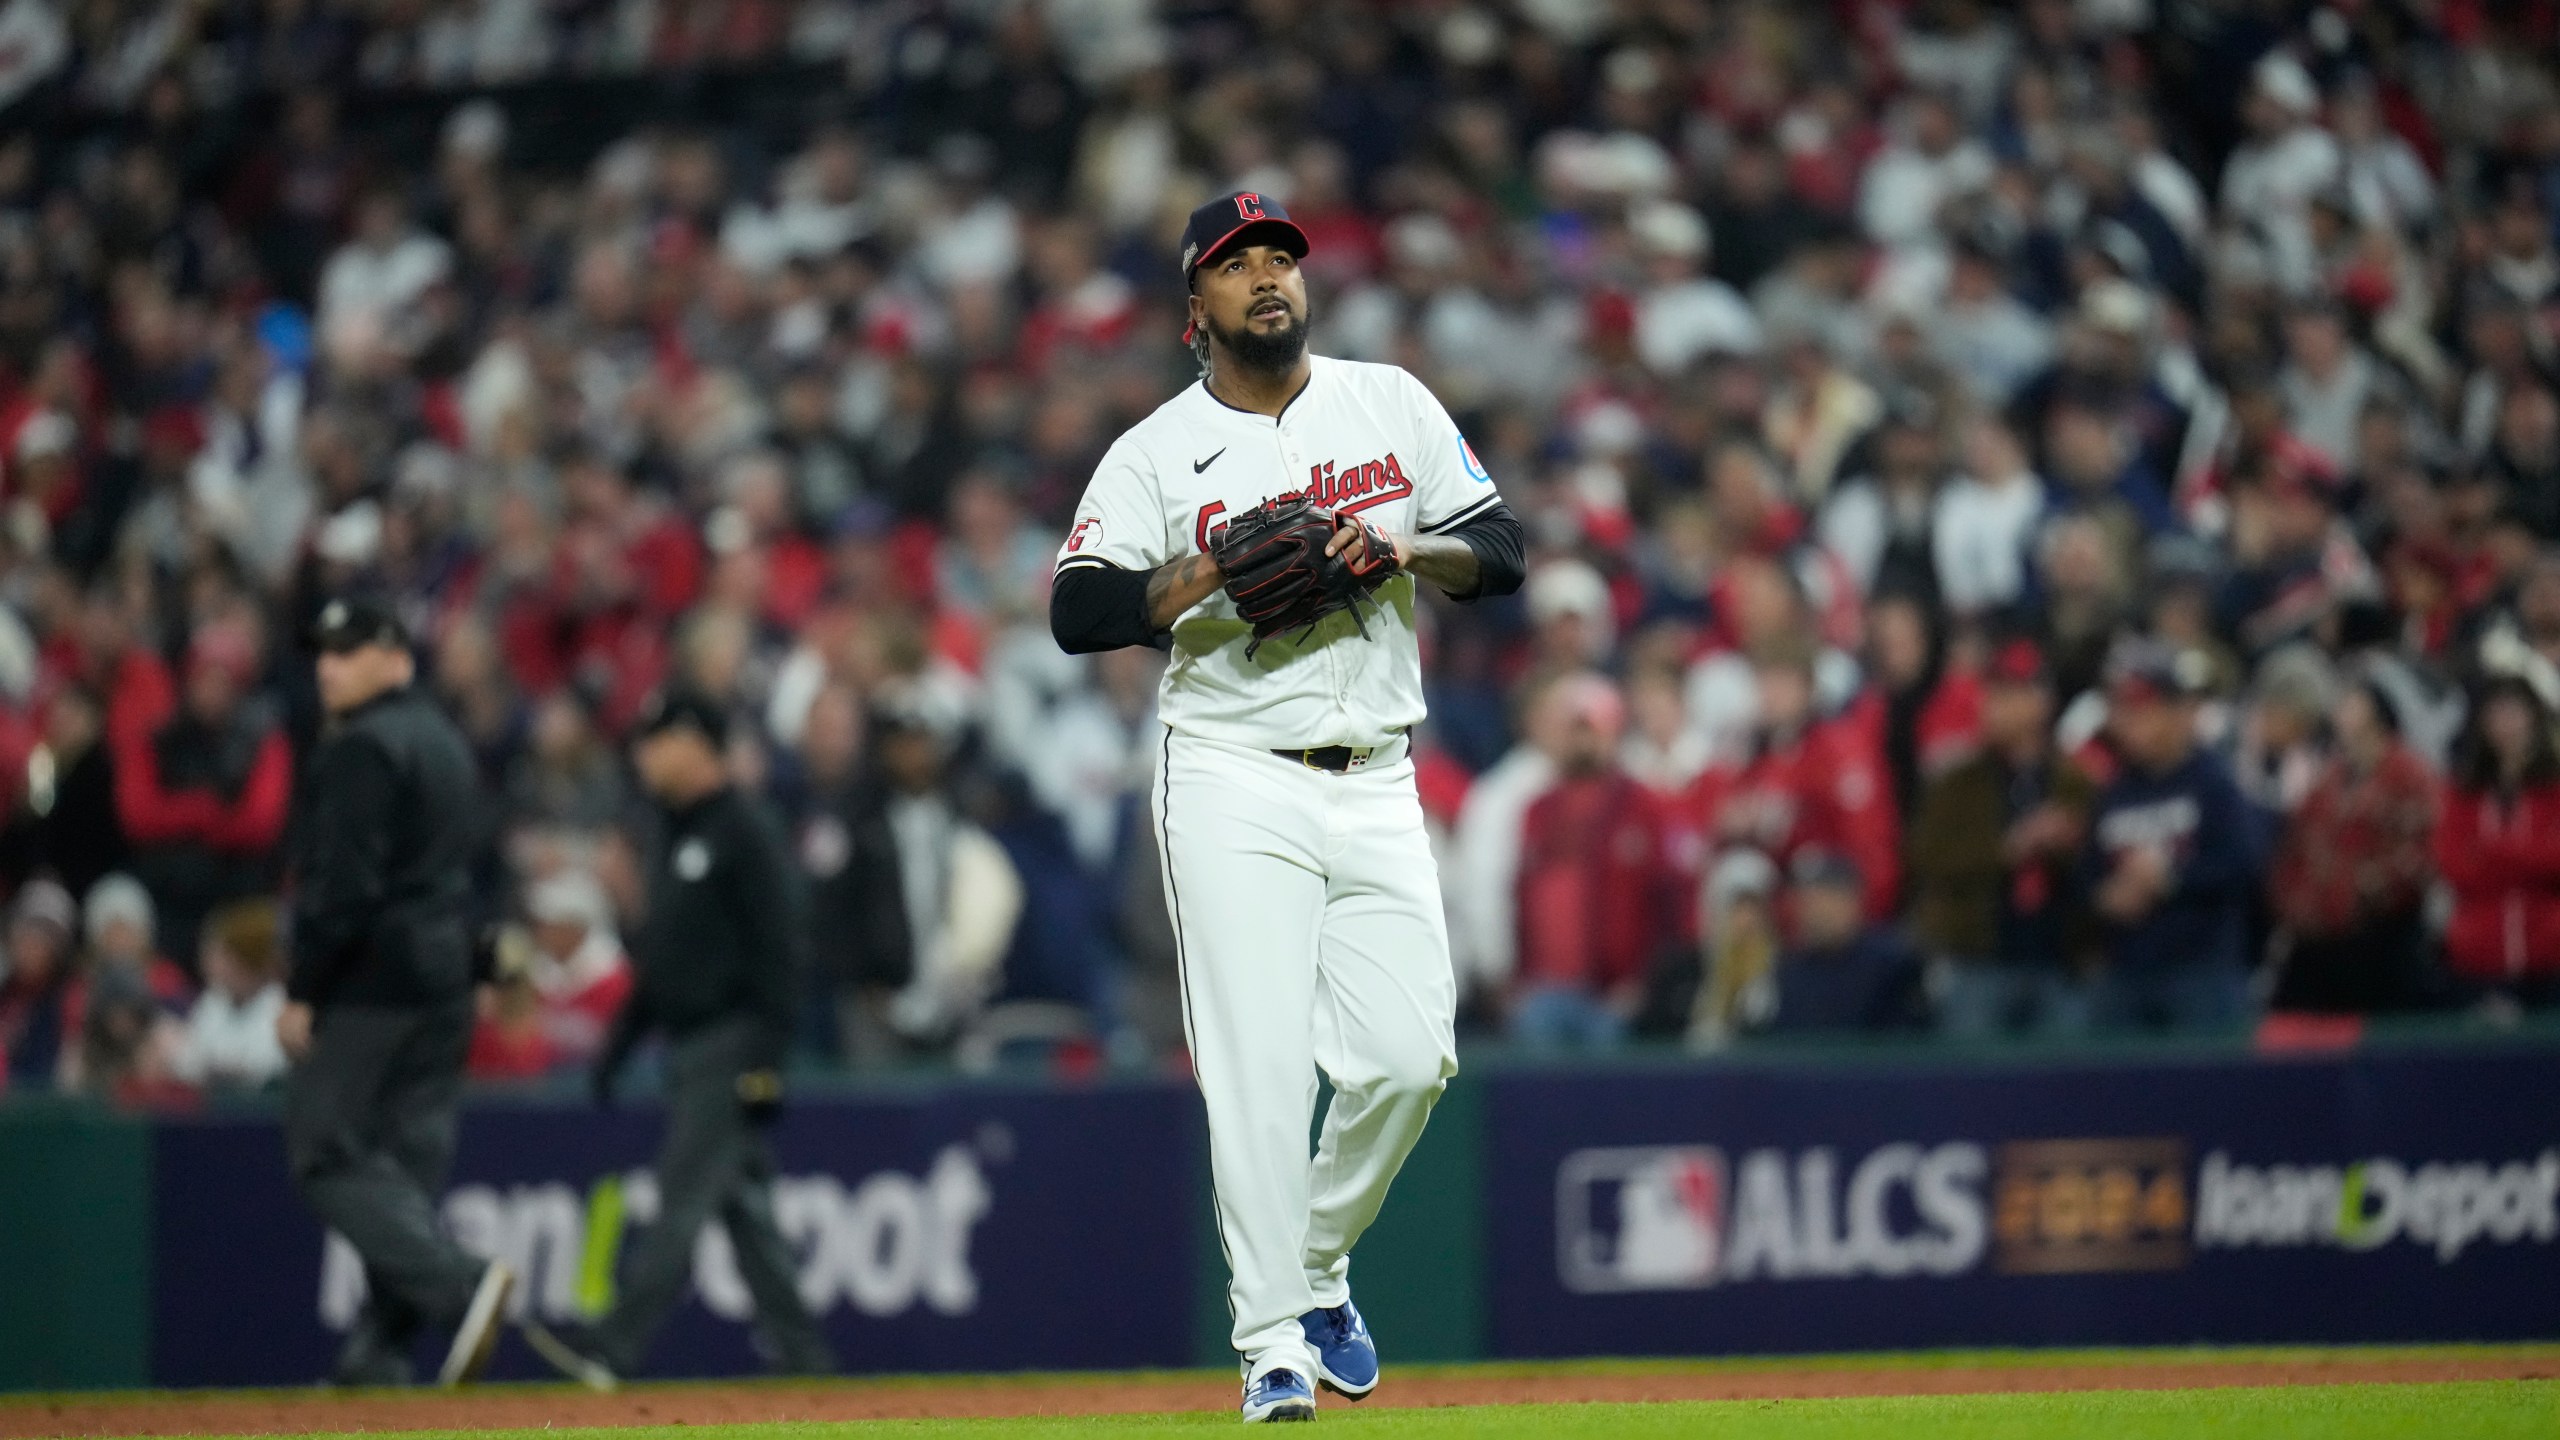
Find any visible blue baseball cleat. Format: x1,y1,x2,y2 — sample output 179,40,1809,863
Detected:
1300,1301,1378,1400
1240,1367,1317,1423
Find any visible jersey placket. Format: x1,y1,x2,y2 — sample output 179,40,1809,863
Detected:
1274,402,1360,736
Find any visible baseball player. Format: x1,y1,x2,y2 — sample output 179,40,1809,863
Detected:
1049,192,1525,1422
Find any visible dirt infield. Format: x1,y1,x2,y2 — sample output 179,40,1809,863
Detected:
5,1351,2553,1437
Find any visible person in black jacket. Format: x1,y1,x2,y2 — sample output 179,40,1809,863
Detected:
781,684,910,1065
1763,851,1931,1036
527,689,834,1389
280,596,515,1388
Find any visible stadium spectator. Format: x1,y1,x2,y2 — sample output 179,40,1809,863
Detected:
1697,640,1901,923
0,0,2550,1074
2084,642,2266,1032
0,683,124,900
503,692,628,840
512,871,635,1070
1820,401,1949,609
2267,682,2438,1014
1860,588,1976,824
1908,638,2098,1038
1450,670,1573,1008
1621,663,1710,796
873,704,1021,1051
1681,849,1782,1049
112,622,292,969
64,874,193,1095
2029,514,2135,706
2436,675,2560,1007
1509,676,1680,1050
780,684,911,1065
1760,851,1929,1037
79,874,186,1001
1932,417,2044,618
466,972,556,1083
0,879,78,1090
66,873,193,1104
170,897,289,1091
2232,646,2344,817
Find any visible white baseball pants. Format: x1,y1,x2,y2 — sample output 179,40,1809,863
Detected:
1153,730,1459,1382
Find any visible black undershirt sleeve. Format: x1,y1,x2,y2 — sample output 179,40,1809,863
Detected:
1441,502,1526,603
1051,562,1168,655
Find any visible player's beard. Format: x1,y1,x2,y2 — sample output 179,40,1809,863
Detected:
1206,301,1309,376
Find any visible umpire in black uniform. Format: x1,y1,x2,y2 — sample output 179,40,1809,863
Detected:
280,596,514,1387
527,689,834,1388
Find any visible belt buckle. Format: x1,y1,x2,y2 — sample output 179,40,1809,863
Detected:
1298,748,1323,771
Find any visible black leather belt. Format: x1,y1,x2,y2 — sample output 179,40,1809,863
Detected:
1273,737,1404,773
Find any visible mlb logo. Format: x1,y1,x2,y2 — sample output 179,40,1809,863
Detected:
1557,1146,1727,1293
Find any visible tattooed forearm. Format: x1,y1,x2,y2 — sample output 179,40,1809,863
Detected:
1147,553,1224,627
1401,534,1481,596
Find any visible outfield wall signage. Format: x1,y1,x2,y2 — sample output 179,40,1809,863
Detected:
150,1084,1199,1385
1491,1050,2560,1355
118,1044,2560,1386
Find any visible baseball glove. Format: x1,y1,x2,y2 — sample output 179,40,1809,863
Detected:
1211,495,1402,659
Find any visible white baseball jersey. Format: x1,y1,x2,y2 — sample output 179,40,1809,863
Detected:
1055,355,1505,749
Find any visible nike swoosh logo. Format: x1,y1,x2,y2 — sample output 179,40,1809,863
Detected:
1194,448,1226,474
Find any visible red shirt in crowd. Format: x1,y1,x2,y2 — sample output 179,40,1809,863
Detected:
2269,744,2438,939
496,507,701,732
469,936,634,1079
1690,717,1901,921
2434,775,2560,983
1514,771,1683,996
109,645,292,862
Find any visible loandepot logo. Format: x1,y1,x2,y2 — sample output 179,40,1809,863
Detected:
1557,1143,1987,1293
2194,1150,2560,1262
320,1145,992,1327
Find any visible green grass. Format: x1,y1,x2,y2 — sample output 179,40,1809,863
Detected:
203,1382,2555,1440
9,1350,2554,1440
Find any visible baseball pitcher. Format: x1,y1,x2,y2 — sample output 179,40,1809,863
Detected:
1049,192,1525,1422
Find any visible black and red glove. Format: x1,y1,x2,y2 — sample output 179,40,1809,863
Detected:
1211,496,1402,659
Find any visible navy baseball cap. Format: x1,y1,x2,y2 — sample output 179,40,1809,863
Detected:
1180,191,1310,282
1180,191,1311,342
2105,638,2213,705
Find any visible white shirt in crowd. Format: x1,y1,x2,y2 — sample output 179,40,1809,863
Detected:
1818,476,1936,597
2219,123,2343,293
171,984,288,1090
2281,349,2383,470
1447,746,1555,992
1636,277,1763,375
884,792,1024,1041
1932,293,2055,407
1933,466,2046,615
318,232,454,335
1859,138,1995,250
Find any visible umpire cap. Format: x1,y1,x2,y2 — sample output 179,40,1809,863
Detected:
312,595,409,654
633,687,730,748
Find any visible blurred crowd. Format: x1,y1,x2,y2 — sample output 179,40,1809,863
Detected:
3,0,2560,1104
